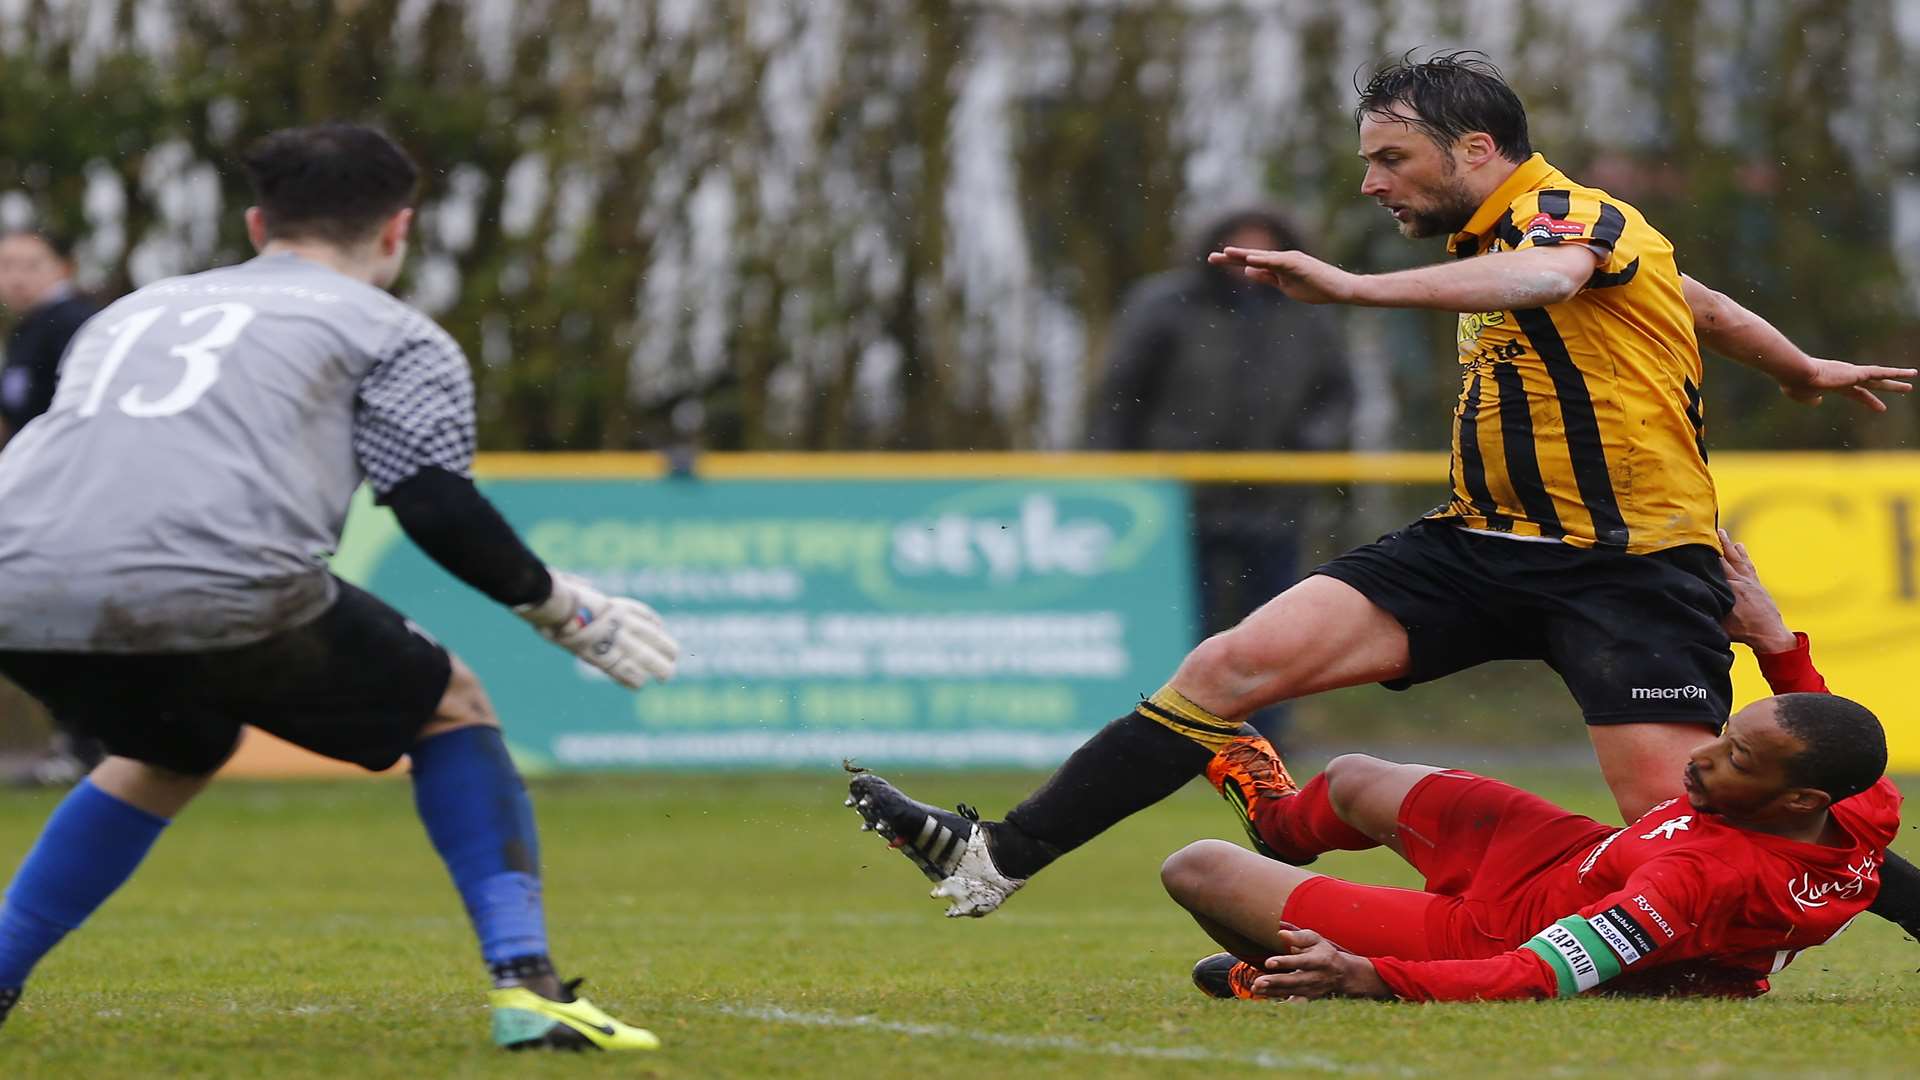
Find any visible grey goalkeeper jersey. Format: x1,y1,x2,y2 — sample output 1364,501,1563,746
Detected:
0,253,476,652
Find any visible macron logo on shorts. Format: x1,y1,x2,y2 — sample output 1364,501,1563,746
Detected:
1631,685,1708,701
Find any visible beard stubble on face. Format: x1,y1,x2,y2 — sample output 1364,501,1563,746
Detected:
1397,170,1481,240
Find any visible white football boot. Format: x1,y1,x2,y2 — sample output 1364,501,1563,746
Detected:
846,771,1027,917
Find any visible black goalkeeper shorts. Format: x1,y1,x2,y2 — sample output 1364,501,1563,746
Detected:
0,578,452,776
1311,519,1736,728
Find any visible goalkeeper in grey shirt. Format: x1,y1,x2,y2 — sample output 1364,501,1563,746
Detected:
0,124,675,1052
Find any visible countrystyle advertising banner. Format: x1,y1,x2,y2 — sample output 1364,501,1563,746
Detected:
330,478,1197,771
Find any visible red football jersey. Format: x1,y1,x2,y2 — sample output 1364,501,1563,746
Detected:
1374,635,1903,1000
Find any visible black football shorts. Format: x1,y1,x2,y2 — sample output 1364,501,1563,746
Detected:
1311,519,1736,727
0,578,452,775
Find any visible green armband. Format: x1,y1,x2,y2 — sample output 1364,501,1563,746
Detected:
1521,916,1624,997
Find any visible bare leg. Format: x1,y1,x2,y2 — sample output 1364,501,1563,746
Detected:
417,655,501,741
1161,839,1321,961
1172,576,1411,720
89,753,223,818
979,576,1414,884
1589,723,1716,821
1319,754,1445,860
1163,828,1453,963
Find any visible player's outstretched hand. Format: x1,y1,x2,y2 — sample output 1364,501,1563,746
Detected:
1247,923,1390,1000
515,570,679,689
1717,528,1796,655
1208,247,1359,305
1780,357,1916,413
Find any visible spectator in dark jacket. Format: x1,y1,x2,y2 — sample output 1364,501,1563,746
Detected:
0,227,101,785
0,229,99,447
1089,207,1354,740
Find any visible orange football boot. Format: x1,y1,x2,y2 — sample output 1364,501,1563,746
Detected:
1191,952,1263,999
1204,734,1306,864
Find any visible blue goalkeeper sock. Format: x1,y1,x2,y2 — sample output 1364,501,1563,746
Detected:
0,778,170,988
409,726,548,974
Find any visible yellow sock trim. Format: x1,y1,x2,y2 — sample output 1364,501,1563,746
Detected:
1136,685,1240,752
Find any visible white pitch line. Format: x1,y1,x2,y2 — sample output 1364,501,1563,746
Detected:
696,1002,1393,1074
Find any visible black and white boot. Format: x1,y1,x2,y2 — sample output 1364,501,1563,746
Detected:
846,772,1025,917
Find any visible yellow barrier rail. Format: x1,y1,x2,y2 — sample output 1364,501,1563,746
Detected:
476,450,1450,482
474,449,1919,484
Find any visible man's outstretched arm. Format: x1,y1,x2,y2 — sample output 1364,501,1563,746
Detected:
1256,862,1720,1002
1681,276,1915,412
355,317,678,689
1718,527,1827,694
1208,244,1598,312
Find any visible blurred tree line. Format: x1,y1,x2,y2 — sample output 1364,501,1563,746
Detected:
0,0,1915,455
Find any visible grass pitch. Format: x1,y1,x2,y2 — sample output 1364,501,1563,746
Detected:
1,767,1916,1078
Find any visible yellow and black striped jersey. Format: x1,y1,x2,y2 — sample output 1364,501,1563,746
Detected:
1433,154,1715,555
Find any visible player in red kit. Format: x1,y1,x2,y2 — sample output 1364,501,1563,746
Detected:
1160,532,1899,1000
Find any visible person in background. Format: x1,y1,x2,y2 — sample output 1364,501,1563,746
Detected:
0,227,102,787
0,229,98,448
1088,207,1354,743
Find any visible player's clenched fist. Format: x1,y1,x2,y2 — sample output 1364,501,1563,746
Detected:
515,570,678,689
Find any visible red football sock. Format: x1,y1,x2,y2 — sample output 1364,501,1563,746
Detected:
1252,773,1376,861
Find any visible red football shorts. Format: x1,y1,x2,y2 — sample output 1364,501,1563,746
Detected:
1281,770,1616,961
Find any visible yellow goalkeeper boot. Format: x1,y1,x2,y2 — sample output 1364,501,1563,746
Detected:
489,978,660,1052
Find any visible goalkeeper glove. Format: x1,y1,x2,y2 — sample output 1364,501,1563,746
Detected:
514,570,678,689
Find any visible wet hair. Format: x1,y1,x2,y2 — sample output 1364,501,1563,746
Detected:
1355,50,1532,163
1772,693,1887,802
0,228,76,261
240,123,420,247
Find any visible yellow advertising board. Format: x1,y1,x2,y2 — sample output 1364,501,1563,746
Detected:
1714,454,1920,768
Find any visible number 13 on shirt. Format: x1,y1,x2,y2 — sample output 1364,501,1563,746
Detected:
62,302,257,420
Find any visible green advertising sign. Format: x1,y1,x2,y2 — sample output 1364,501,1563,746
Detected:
334,477,1195,770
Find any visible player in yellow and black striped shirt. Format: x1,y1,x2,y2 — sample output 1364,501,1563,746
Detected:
844,53,1920,949
1438,158,1710,553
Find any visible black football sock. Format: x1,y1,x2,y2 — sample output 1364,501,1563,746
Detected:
490,953,565,999
1869,850,1920,941
990,686,1248,880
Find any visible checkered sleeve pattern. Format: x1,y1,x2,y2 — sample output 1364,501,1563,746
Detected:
353,312,478,497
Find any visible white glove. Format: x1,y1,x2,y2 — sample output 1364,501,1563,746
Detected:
514,570,678,689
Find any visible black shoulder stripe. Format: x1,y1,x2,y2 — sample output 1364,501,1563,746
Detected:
1586,256,1640,290
1538,189,1571,218
1592,202,1627,253
1491,362,1564,535
1511,307,1630,548
1494,213,1526,249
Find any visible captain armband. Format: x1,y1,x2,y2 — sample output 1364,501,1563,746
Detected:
1521,902,1664,998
